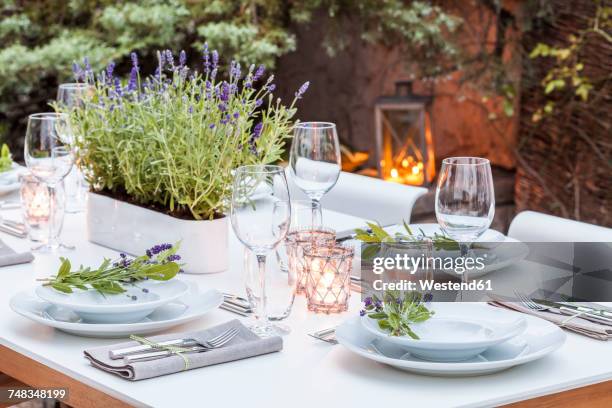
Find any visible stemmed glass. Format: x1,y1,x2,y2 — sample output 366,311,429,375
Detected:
231,165,291,336
56,83,93,213
289,122,341,220
435,156,495,258
24,113,74,252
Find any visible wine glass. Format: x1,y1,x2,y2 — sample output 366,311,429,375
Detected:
231,165,291,336
435,157,495,258
275,200,323,272
289,122,341,220
57,83,93,110
57,83,93,213
24,113,74,252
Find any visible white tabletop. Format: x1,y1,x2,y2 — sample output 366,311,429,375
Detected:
1,208,611,408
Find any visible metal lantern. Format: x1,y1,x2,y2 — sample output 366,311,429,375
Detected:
374,81,436,186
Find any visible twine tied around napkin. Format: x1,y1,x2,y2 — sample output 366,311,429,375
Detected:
84,319,283,380
129,335,192,370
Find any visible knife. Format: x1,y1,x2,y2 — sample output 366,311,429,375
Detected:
534,299,612,325
110,338,197,359
535,299,612,318
0,222,27,238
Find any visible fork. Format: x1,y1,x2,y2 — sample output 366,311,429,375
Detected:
514,291,612,325
124,327,240,363
514,291,552,312
308,327,338,345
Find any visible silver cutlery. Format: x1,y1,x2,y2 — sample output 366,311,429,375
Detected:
0,201,21,210
515,292,612,326
220,293,253,316
308,327,338,344
220,302,252,316
111,338,200,359
0,221,27,238
123,327,240,363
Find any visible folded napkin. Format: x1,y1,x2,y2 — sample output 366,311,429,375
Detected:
489,296,612,341
0,239,34,267
84,320,282,380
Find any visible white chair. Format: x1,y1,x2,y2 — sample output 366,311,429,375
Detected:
286,169,427,225
508,211,612,242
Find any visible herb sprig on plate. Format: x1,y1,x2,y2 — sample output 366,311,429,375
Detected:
361,291,434,339
38,243,182,296
354,221,459,259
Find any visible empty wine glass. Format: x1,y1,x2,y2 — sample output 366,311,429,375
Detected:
275,200,323,272
24,113,74,252
57,83,93,213
435,157,495,258
231,165,291,336
289,122,341,220
57,83,93,110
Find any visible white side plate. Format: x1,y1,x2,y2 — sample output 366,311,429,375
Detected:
12,285,222,338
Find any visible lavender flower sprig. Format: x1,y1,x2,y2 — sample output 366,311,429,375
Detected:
361,291,434,339
37,243,182,296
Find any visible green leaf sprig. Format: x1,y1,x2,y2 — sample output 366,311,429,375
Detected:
0,143,13,173
355,221,460,259
37,242,182,296
361,291,434,339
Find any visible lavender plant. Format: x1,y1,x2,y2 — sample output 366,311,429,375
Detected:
60,46,308,220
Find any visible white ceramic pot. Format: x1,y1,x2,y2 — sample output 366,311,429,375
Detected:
86,192,228,274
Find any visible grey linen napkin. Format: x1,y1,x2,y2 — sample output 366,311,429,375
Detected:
0,240,34,267
489,295,612,341
84,320,282,380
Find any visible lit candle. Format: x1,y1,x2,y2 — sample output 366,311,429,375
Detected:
286,228,336,294
304,244,354,313
20,173,52,241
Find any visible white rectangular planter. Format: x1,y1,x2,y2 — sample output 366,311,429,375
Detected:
86,192,229,274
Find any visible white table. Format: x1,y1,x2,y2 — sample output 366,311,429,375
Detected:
1,209,611,408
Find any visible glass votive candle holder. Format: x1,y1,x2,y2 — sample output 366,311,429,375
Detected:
304,244,354,314
19,173,64,242
286,227,336,294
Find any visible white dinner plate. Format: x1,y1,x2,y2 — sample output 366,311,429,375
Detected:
11,285,223,338
35,279,190,323
361,304,526,362
337,304,565,376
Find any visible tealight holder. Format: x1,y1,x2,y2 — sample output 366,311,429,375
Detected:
285,227,336,294
304,244,354,314
19,173,64,242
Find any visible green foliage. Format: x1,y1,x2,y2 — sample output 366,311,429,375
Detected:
355,221,460,260
60,51,301,220
0,144,13,172
362,291,435,339
529,2,611,122
0,0,461,113
38,244,182,295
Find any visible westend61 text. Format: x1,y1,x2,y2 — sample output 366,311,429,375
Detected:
372,279,494,292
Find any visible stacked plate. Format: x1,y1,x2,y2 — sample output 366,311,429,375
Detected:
10,280,223,338
336,303,566,376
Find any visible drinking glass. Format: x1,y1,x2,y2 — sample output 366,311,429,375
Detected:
24,113,74,252
231,165,291,336
275,200,323,272
57,83,93,213
289,122,341,219
435,157,495,258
